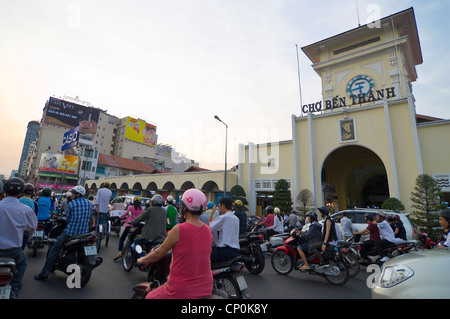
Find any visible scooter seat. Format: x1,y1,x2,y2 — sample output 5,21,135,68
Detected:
211,258,238,269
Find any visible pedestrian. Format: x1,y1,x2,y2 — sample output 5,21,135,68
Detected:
0,178,38,298
165,195,178,230
35,186,92,281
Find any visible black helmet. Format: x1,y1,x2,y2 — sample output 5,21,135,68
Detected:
265,205,274,214
365,213,375,221
23,183,35,195
42,187,52,197
4,177,25,196
151,194,164,207
306,211,318,221
439,209,450,221
317,206,329,216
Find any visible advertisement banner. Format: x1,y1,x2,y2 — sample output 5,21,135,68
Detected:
124,116,157,147
61,126,80,151
36,183,73,191
38,153,78,175
44,97,99,133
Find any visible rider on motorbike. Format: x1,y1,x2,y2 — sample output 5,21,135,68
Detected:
296,211,323,270
136,188,213,299
129,194,167,251
310,206,338,263
35,186,92,281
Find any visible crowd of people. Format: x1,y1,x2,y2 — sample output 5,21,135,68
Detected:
1,176,449,299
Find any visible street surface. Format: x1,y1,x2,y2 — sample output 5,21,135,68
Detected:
19,234,372,299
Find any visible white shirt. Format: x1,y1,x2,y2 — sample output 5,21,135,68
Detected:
209,211,240,249
269,215,284,233
340,216,353,237
377,220,395,243
95,187,112,213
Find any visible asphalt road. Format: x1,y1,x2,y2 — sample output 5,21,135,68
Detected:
18,234,372,300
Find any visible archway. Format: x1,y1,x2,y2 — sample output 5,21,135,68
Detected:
321,145,389,211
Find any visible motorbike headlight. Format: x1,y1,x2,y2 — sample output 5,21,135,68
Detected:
379,265,414,288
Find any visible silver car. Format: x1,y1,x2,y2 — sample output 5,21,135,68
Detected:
372,248,450,298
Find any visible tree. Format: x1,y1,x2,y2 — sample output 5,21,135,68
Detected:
296,189,313,219
230,184,248,210
410,174,441,240
272,179,293,214
381,197,405,212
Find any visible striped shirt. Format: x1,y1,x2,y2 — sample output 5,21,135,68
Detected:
65,196,93,236
0,197,38,249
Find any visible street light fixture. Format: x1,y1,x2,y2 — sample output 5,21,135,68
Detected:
214,115,228,197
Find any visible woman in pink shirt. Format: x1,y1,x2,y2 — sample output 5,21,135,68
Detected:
137,189,213,299
113,197,143,261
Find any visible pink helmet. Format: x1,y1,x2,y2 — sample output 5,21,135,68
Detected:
181,188,207,213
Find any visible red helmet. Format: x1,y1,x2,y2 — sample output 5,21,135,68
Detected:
181,189,207,213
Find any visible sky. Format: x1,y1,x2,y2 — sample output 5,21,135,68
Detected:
1,0,449,178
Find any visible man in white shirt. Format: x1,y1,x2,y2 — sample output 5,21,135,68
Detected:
94,182,112,233
373,212,395,262
340,212,353,240
208,197,240,263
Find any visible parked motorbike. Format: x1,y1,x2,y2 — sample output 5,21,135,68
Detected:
354,234,420,266
46,217,103,287
132,254,250,299
271,230,349,286
27,221,49,257
337,236,361,278
0,258,16,299
238,228,266,274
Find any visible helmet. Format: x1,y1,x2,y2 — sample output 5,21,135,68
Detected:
235,199,243,207
42,187,52,197
306,211,318,221
365,213,375,221
4,177,25,196
65,191,72,198
134,197,141,203
23,183,35,195
274,207,281,214
151,194,164,207
181,188,207,213
439,209,450,221
166,195,174,204
317,206,329,216
377,212,387,219
207,202,214,209
71,186,86,196
265,205,274,214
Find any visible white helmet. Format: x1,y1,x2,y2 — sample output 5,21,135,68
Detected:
71,186,86,196
65,191,72,197
167,195,174,204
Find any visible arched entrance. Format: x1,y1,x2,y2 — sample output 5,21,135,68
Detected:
321,145,389,211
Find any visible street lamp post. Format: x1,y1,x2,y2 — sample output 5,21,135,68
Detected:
214,115,228,197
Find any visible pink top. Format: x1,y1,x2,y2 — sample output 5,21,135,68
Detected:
120,206,143,227
146,222,213,299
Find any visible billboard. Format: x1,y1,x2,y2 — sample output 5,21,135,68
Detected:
125,116,157,147
38,153,78,175
44,97,99,133
61,126,80,151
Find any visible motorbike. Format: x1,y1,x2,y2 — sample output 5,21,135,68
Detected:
418,232,437,249
0,258,16,299
122,223,164,272
271,230,349,286
46,215,103,287
27,221,49,257
238,228,266,274
337,236,361,278
108,209,125,236
132,251,250,299
354,234,421,266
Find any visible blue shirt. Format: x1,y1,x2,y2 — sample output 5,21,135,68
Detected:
19,197,38,215
37,196,55,220
65,196,93,236
0,197,38,249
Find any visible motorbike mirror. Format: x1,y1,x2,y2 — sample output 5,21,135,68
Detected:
135,245,143,254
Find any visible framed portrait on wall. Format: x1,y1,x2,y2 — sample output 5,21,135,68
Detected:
339,118,357,142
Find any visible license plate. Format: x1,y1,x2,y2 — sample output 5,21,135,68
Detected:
236,275,248,291
0,285,12,299
33,230,44,237
84,246,97,256
260,243,268,252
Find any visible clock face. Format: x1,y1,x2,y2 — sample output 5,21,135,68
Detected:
346,75,375,98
